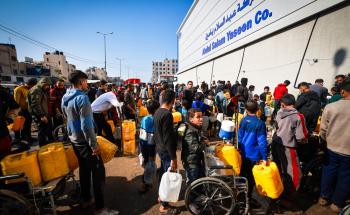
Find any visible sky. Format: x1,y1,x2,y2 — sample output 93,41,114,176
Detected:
0,0,193,82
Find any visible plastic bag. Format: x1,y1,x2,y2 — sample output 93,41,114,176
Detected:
144,160,157,185
159,169,182,202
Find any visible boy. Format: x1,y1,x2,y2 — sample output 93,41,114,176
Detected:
271,94,307,195
238,100,268,197
139,99,160,193
181,108,207,184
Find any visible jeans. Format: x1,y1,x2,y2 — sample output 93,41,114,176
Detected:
38,119,53,147
240,157,255,198
158,151,171,207
93,113,115,143
185,166,204,185
73,143,106,210
320,149,350,208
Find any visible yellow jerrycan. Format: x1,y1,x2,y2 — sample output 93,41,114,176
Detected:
102,120,116,136
1,151,42,186
253,161,284,199
65,146,79,171
96,136,117,163
122,120,136,141
215,144,242,175
38,142,70,182
172,112,182,124
139,106,149,117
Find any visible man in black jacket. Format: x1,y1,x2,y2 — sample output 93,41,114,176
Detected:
296,82,321,134
153,89,177,214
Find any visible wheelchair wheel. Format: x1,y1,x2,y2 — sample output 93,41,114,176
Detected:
300,156,323,198
0,189,37,215
185,177,236,215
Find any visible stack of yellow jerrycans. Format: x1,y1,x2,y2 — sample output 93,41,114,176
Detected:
122,120,136,155
0,142,70,187
253,161,284,199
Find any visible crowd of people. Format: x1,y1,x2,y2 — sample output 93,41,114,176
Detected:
0,71,350,214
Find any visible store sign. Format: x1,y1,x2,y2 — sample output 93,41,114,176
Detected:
178,0,346,72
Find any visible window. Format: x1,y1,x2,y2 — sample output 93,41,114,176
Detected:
47,58,49,62
20,70,25,74
16,77,24,82
11,56,17,61
13,69,18,75
0,66,2,73
1,76,11,82
58,61,61,65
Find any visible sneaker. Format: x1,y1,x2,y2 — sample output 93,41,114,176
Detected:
95,208,119,215
330,203,341,213
318,197,329,206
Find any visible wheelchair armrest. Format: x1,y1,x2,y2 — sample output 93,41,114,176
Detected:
0,173,25,181
208,165,233,170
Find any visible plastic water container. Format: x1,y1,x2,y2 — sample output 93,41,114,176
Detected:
253,161,284,199
38,142,70,182
102,120,116,136
65,146,79,171
172,112,182,124
96,136,117,163
122,120,136,141
139,106,149,117
219,120,235,140
206,154,233,176
159,169,182,202
215,144,242,175
123,139,136,155
1,151,42,186
8,116,26,132
264,106,271,117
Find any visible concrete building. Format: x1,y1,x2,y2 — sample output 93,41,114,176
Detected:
152,58,178,83
177,0,350,95
85,67,107,81
0,43,20,81
43,51,76,79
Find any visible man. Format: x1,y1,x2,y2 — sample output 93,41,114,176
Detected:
96,80,108,99
140,83,148,102
318,80,350,213
13,78,37,142
91,90,122,143
62,70,118,215
0,80,20,157
335,74,345,87
123,83,136,120
28,77,53,146
50,79,66,128
295,82,321,134
310,79,328,108
248,85,255,100
147,83,153,100
153,89,177,214
158,82,169,104
237,78,249,113
181,81,196,108
273,80,290,118
87,84,97,103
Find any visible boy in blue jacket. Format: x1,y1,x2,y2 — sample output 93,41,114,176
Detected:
139,99,160,193
238,99,268,198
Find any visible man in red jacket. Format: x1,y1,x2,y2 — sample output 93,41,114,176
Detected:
272,80,290,120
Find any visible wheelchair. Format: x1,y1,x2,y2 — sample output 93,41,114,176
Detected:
184,145,271,215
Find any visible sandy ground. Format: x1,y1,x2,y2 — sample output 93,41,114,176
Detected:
55,151,338,215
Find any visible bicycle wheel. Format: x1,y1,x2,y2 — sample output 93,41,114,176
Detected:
53,125,68,143
185,177,236,215
0,189,37,215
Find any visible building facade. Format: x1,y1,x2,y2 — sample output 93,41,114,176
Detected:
85,67,108,81
177,0,350,95
43,51,76,79
152,58,178,83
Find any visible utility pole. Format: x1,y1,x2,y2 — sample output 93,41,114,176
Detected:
96,31,113,74
115,57,124,79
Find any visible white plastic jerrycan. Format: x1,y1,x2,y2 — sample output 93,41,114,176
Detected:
159,168,182,202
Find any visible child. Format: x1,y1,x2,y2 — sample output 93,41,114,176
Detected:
181,108,207,184
271,94,307,195
139,99,160,193
238,99,268,198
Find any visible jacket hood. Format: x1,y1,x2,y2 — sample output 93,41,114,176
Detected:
62,88,85,107
278,108,298,119
38,77,52,88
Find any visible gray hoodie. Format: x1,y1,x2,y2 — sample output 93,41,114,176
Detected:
275,108,308,148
